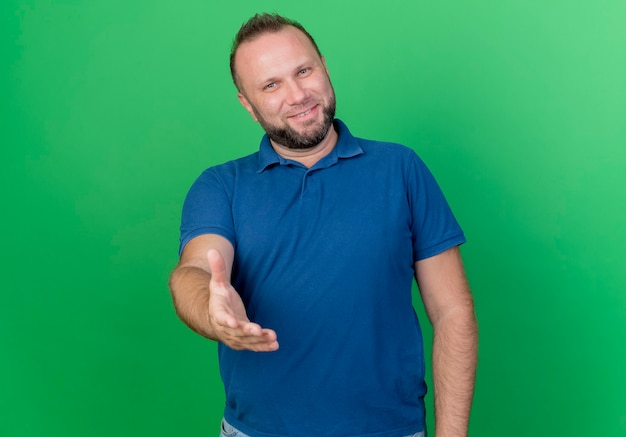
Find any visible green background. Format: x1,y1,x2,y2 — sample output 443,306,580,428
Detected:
2,0,625,435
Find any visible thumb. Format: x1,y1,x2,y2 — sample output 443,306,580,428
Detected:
207,249,229,284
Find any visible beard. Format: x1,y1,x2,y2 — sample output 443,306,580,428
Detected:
252,93,337,150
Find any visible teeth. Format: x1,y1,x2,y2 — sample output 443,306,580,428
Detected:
296,109,312,118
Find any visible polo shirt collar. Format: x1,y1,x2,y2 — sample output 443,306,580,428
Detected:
257,119,363,172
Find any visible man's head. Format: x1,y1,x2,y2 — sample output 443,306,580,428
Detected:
230,13,336,151
229,13,322,92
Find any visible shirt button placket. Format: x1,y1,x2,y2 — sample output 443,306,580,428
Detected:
301,170,312,200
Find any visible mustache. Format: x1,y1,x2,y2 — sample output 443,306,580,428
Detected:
285,100,316,117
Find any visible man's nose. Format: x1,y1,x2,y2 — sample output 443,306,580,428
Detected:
284,80,306,105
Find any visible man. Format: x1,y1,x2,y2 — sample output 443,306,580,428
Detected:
169,13,477,437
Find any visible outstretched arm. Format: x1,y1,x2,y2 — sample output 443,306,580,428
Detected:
415,246,477,437
168,234,279,352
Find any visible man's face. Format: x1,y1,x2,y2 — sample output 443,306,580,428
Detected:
234,26,336,150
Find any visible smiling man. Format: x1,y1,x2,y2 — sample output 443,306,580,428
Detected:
235,24,337,155
169,13,477,437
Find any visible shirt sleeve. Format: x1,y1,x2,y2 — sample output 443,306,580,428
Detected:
178,167,236,255
407,152,466,262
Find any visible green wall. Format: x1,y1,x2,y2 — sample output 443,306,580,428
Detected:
2,0,625,435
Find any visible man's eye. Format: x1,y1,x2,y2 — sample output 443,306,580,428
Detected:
265,83,276,90
298,68,309,75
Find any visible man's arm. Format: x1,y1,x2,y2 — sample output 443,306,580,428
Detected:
415,246,478,437
168,234,279,352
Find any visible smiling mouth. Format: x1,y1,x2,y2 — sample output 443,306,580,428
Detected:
289,105,317,119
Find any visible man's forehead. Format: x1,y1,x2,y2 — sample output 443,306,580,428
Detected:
233,26,322,91
236,26,316,61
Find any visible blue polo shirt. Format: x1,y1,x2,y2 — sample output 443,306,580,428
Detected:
180,119,465,437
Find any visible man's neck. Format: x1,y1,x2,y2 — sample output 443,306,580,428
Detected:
270,125,339,168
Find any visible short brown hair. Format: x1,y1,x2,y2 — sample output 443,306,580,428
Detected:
229,13,322,91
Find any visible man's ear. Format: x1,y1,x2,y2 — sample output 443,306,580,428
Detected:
238,92,258,122
321,56,329,76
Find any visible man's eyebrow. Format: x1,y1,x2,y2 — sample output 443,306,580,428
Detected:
253,59,318,88
255,75,279,88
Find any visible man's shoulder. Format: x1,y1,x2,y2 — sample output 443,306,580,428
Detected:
201,151,260,176
354,137,420,164
359,137,414,152
336,119,418,161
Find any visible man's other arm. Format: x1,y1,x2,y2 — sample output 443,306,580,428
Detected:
415,246,478,437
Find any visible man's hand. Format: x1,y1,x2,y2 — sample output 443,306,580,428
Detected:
207,249,279,352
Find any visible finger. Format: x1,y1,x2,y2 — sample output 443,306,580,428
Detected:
224,331,280,352
259,328,278,342
242,322,263,336
220,321,265,338
241,329,279,351
247,339,280,352
245,331,279,351
207,249,229,284
240,324,279,344
217,323,278,345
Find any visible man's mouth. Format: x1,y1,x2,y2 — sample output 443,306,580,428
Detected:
288,105,317,119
